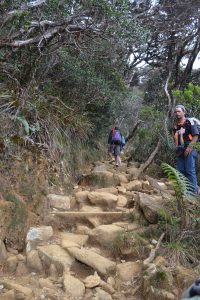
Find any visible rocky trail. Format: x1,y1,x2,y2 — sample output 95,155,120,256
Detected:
0,159,197,300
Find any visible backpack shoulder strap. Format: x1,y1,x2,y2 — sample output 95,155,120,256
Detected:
186,117,193,124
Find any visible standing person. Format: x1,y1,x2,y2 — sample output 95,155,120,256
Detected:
173,104,199,193
108,126,122,167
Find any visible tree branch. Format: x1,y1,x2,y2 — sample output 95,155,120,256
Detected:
27,0,46,7
125,120,141,143
136,139,161,179
143,232,165,265
0,16,103,49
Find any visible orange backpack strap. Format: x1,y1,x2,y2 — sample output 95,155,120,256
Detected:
188,134,193,141
174,121,186,145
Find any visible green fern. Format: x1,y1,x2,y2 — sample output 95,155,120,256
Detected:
161,163,195,229
161,163,194,197
188,141,200,151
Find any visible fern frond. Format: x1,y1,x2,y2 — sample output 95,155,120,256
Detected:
189,141,200,152
161,163,194,197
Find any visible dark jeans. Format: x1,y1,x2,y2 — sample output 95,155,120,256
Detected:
176,149,198,193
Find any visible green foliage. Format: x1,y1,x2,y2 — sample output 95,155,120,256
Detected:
153,270,169,288
0,0,148,172
158,208,178,226
111,230,148,257
173,83,200,116
161,163,196,232
161,163,194,198
164,240,195,266
131,105,164,162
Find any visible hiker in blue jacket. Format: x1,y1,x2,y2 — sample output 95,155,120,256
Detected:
108,126,122,167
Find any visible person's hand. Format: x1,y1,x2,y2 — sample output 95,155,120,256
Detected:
175,145,185,156
184,146,193,156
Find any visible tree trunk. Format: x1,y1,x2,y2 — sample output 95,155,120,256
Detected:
178,38,200,89
136,139,161,179
125,120,141,143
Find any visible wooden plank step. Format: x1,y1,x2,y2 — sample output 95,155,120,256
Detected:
50,211,132,217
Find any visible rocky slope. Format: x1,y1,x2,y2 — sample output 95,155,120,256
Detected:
0,160,198,300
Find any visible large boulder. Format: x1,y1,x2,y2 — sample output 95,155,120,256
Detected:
95,187,118,195
126,167,140,177
61,232,88,247
137,193,163,223
47,194,71,210
90,224,124,246
117,195,127,207
75,191,89,204
146,176,168,192
88,192,118,206
126,180,143,191
116,174,128,184
37,244,74,275
26,226,53,252
116,261,142,281
63,245,116,275
92,164,107,173
80,205,103,227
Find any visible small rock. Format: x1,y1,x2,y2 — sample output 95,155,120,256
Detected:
15,261,28,276
63,273,85,299
17,254,25,261
151,239,158,245
6,256,18,273
83,272,101,288
94,287,113,300
26,250,43,272
107,277,115,287
7,247,18,255
39,278,55,290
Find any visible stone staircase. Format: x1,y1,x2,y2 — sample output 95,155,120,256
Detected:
0,160,196,300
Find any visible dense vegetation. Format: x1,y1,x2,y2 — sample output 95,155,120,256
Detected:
1,0,200,180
